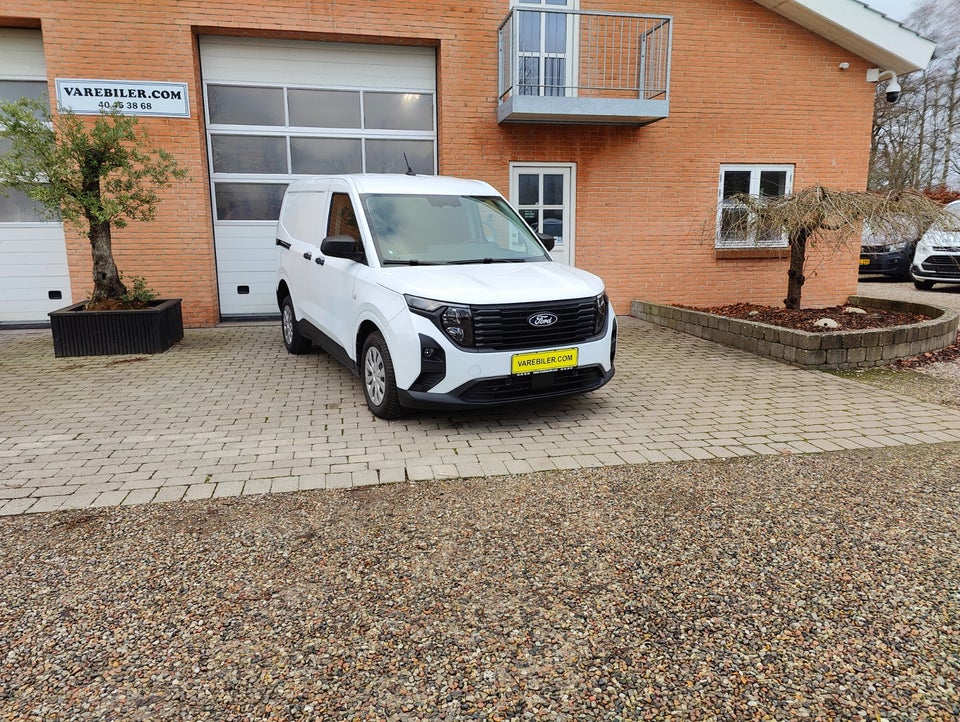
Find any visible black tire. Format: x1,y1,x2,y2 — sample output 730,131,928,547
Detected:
281,296,312,354
361,331,404,419
913,279,935,291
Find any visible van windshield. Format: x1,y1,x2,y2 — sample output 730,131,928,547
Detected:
360,194,551,265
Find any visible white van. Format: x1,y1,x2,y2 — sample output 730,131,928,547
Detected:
275,174,616,418
912,199,960,290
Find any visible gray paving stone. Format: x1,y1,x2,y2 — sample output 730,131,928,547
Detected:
5,318,960,515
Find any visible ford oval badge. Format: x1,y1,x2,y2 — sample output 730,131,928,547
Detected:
528,312,559,328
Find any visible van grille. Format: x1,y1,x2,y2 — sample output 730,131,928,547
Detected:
919,255,960,276
472,297,600,351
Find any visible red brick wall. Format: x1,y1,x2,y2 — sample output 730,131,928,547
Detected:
2,0,876,325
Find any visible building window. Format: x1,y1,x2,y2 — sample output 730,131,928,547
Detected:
716,164,794,249
513,0,576,97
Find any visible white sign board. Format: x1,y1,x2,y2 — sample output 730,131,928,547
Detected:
55,79,190,118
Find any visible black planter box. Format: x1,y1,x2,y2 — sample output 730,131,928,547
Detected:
49,299,184,357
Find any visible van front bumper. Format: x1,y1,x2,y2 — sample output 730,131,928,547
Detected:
398,363,614,410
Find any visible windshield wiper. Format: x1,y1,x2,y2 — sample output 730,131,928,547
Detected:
448,257,527,265
382,259,441,266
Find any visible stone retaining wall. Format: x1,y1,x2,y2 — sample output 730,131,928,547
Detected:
630,296,960,370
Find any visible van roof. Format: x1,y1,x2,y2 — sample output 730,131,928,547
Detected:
286,173,501,197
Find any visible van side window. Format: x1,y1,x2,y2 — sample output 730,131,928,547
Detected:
328,193,362,253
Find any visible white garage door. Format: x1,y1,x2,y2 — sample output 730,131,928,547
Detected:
200,36,438,317
0,29,71,326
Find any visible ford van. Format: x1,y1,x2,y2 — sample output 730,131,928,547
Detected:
275,174,616,418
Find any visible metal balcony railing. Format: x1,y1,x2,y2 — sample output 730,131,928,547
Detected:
498,7,672,125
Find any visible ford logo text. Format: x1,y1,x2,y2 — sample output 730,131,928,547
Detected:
528,312,559,328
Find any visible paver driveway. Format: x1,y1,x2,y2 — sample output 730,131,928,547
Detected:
4,315,960,515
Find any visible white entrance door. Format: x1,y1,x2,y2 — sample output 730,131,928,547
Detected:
510,163,575,265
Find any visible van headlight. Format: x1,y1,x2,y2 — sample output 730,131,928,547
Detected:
405,294,475,347
594,293,609,335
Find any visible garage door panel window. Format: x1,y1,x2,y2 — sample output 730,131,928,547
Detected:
365,139,434,175
0,80,48,107
291,137,362,175
211,135,287,174
208,85,285,126
716,164,793,249
288,89,360,128
363,92,433,131
0,187,50,223
214,183,288,221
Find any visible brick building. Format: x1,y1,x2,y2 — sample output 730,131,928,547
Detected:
0,0,935,327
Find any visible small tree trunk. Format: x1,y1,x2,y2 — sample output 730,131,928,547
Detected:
82,154,126,301
784,228,809,310
88,217,126,300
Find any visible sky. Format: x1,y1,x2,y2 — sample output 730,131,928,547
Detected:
861,0,921,21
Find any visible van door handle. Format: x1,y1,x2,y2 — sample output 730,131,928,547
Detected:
315,257,324,265
303,252,312,261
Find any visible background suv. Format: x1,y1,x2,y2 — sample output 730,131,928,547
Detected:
859,223,918,279
912,200,960,290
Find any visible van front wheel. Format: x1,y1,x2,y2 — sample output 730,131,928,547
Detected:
362,331,404,419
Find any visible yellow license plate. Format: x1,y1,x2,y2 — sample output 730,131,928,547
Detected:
859,258,871,265
511,348,579,374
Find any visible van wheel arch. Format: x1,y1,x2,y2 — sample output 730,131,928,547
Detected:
276,280,291,310
360,327,404,419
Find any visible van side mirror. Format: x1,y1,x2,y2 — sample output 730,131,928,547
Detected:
537,232,556,252
321,235,364,261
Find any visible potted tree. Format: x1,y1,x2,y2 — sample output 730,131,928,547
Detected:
0,97,188,356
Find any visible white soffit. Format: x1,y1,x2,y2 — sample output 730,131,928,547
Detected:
753,0,936,75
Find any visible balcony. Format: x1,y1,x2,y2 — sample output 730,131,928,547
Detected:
498,8,672,125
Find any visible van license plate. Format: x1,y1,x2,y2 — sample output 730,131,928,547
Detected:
511,348,579,375
859,258,870,265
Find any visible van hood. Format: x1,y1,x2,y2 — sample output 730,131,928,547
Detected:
376,262,605,304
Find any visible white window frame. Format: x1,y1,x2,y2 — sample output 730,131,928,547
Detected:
716,164,794,249
511,0,579,98
510,161,576,265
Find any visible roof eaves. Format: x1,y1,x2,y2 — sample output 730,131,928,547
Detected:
753,0,936,75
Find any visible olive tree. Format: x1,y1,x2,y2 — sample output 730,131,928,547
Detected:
729,185,955,309
0,97,186,304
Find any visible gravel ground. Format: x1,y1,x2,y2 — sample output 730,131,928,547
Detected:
2,443,959,721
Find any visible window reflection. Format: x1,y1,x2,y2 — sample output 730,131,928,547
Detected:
0,187,51,222
291,137,362,175
208,85,284,126
211,135,287,174
364,92,433,131
288,89,360,128
0,80,48,107
215,183,288,221
366,139,435,174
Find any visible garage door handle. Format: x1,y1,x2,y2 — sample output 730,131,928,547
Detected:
303,252,312,260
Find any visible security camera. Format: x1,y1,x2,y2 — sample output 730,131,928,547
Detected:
868,69,902,104
885,78,902,103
